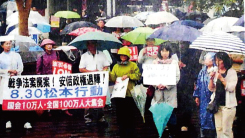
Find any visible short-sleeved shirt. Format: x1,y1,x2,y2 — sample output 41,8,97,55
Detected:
79,51,110,71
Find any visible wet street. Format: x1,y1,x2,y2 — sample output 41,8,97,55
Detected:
0,105,245,138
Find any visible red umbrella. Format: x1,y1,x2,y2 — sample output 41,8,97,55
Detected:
68,27,100,36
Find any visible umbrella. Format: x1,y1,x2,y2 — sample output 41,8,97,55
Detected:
6,11,48,25
172,20,204,29
8,27,42,35
134,11,155,21
0,35,39,63
68,27,100,36
68,31,122,50
203,17,217,25
145,11,179,25
54,11,80,19
6,22,51,34
105,16,144,28
121,27,165,45
190,32,245,55
149,24,202,42
60,21,97,35
149,102,174,138
229,26,245,32
201,17,239,32
33,22,51,33
130,84,147,123
185,11,209,22
233,15,244,27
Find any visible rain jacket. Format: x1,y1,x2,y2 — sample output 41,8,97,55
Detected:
109,62,141,97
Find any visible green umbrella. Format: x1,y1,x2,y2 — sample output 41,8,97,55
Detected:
121,27,165,45
54,11,80,19
149,102,174,138
68,31,122,50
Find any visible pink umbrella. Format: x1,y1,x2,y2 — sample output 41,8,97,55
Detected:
68,27,100,36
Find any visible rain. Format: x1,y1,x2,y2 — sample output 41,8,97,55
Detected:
0,0,244,138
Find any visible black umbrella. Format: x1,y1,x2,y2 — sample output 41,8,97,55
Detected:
60,21,97,35
185,11,209,22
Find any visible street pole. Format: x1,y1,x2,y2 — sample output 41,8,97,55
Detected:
107,0,112,17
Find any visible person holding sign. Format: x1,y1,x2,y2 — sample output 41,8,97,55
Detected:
151,42,180,137
36,39,73,116
0,40,32,131
138,38,158,64
79,40,110,126
109,46,141,138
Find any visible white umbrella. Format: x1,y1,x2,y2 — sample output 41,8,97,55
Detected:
134,11,155,21
0,35,36,43
145,11,179,25
190,32,245,55
6,11,48,25
9,27,42,35
229,26,245,32
105,16,144,28
201,17,239,32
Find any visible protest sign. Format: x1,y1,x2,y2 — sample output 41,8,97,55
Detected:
2,72,109,110
52,60,72,74
50,16,60,27
146,46,159,57
143,64,176,85
128,46,138,61
111,77,129,98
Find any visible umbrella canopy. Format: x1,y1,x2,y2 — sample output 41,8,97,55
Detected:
145,11,179,25
149,24,202,42
68,27,100,36
60,21,97,35
190,32,245,55
172,20,204,29
134,11,155,21
9,27,42,35
201,17,239,32
185,11,209,22
233,15,244,27
105,16,144,28
6,11,47,25
68,31,122,50
229,26,245,32
149,103,174,138
6,22,51,34
121,27,165,45
54,11,80,19
0,35,36,44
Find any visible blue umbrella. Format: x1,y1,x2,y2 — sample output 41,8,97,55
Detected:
172,20,204,29
233,15,244,27
149,103,174,138
149,24,202,42
33,23,51,33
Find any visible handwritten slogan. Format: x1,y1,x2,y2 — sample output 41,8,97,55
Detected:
2,72,109,110
142,64,176,85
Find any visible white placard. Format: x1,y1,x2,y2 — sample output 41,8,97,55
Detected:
143,64,176,85
111,77,129,98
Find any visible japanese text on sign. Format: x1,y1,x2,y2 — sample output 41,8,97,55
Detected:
2,72,109,110
142,64,176,85
146,46,159,57
52,60,72,74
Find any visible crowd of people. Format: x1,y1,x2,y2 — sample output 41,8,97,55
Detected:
0,9,243,138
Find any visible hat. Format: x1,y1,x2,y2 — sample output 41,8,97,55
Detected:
40,39,56,47
118,46,130,58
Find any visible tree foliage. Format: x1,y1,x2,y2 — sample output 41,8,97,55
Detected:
184,0,243,16
16,0,32,36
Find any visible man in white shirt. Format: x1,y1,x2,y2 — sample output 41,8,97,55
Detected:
79,40,110,126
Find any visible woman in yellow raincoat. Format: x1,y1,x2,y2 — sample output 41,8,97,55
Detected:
109,46,141,138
